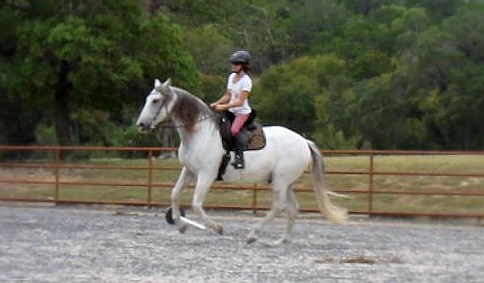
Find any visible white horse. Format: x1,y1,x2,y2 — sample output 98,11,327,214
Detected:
136,78,347,244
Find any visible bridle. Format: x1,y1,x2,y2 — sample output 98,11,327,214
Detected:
144,93,169,130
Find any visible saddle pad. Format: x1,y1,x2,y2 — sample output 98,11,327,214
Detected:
246,124,266,151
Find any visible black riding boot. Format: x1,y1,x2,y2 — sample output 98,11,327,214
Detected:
231,131,249,170
232,151,245,169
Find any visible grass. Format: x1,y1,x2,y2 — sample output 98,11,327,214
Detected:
0,154,483,215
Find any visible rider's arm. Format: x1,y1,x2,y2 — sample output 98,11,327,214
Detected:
210,91,231,108
215,91,249,111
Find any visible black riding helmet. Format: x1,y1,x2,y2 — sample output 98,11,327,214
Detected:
229,50,251,65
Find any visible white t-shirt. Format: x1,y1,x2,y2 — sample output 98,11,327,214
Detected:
226,72,252,114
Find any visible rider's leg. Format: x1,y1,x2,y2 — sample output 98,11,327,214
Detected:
230,114,250,169
230,113,250,136
232,131,249,169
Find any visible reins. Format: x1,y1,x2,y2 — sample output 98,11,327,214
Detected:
159,112,220,129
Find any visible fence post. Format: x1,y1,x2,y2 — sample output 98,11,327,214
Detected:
252,183,258,215
147,150,153,207
368,151,375,216
54,148,60,205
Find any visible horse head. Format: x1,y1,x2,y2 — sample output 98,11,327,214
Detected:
136,78,176,133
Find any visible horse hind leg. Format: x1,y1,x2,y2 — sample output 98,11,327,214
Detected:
246,181,288,244
263,185,299,246
278,185,299,244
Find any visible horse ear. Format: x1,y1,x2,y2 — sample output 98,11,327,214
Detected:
154,79,162,89
162,78,172,88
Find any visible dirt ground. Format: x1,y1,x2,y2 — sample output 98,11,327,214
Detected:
0,203,483,282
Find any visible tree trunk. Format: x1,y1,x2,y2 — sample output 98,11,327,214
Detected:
54,60,73,155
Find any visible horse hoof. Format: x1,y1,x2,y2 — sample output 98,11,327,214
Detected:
261,240,284,247
165,207,185,225
179,224,188,234
216,225,224,235
246,237,257,244
270,238,290,246
282,238,291,244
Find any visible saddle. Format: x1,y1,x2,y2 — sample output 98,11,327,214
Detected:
216,111,266,180
219,110,266,152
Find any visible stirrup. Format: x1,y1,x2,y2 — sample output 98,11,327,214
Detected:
233,162,244,169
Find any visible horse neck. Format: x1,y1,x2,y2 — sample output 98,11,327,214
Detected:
174,117,218,141
169,88,221,148
173,118,222,164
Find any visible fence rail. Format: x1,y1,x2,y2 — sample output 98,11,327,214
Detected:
0,145,483,218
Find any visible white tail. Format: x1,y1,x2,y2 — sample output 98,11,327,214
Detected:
307,140,347,223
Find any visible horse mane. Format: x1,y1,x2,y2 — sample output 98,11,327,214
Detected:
170,87,217,132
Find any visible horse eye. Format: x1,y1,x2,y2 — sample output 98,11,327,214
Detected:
152,99,160,104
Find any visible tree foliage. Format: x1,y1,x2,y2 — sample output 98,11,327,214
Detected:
253,54,346,136
1,0,198,148
1,0,484,150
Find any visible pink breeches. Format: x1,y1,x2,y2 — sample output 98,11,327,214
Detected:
231,114,250,136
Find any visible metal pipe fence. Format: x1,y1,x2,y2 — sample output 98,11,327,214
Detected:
0,145,483,218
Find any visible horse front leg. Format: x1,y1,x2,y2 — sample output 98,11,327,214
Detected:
192,174,223,235
171,167,193,233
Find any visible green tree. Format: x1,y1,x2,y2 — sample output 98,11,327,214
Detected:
183,25,234,75
164,0,294,72
2,0,484,151
253,54,346,136
352,50,393,79
405,0,460,20
313,76,360,149
340,0,400,15
418,7,484,149
1,0,198,148
350,71,428,149
182,25,233,103
287,0,351,55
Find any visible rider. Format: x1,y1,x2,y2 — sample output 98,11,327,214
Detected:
210,50,253,169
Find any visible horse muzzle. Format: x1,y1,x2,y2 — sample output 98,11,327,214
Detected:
136,121,154,133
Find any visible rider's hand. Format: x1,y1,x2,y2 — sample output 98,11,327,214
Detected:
215,104,226,111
